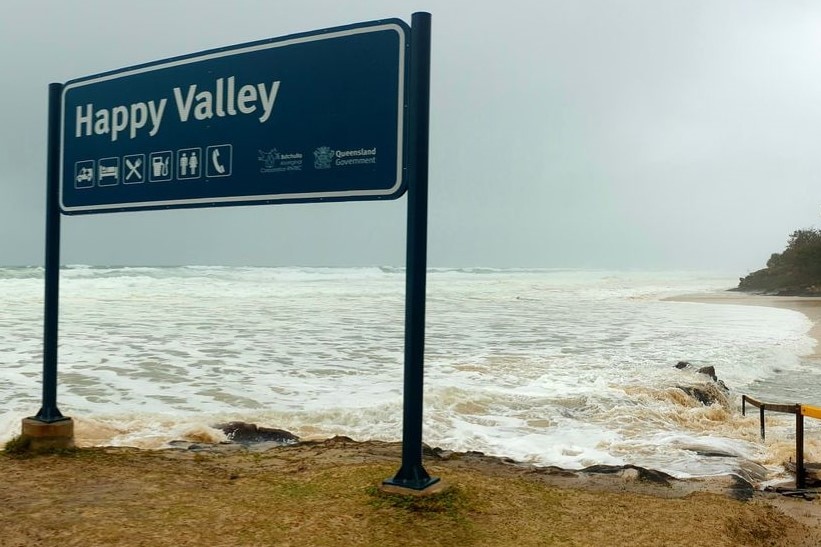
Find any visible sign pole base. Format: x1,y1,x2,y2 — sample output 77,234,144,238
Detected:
20,417,75,451
380,477,445,496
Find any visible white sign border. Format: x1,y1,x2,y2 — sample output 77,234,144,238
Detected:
60,22,407,214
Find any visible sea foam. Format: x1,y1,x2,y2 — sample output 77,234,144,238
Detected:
1,267,817,479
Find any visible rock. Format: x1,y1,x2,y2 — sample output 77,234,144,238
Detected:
216,422,299,445
694,450,737,458
735,460,770,484
322,435,355,446
675,364,730,394
677,385,713,405
581,464,674,486
677,384,729,407
697,366,717,381
695,366,730,392
526,466,578,478
726,474,755,501
165,441,245,453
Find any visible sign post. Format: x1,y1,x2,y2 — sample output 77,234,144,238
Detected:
39,83,68,423
383,11,439,492
22,82,74,451
31,13,438,489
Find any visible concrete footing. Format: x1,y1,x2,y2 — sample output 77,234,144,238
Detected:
20,417,75,451
379,480,447,497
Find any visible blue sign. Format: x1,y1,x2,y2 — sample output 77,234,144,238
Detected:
60,19,410,214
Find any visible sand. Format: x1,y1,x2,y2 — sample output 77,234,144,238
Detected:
666,292,821,359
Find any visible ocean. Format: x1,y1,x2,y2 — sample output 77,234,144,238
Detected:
1,266,819,480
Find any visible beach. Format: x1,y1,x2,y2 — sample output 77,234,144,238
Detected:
4,270,821,544
667,292,821,360
7,267,816,477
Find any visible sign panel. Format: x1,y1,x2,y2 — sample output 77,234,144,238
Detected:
60,19,409,214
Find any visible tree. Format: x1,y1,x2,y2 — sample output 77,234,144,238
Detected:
736,228,821,295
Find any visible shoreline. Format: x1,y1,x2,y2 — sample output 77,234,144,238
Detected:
665,291,821,359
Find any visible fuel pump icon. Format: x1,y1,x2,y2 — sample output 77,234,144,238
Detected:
152,156,169,178
148,151,173,182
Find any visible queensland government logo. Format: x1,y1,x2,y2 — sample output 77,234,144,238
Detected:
313,146,334,169
258,149,302,173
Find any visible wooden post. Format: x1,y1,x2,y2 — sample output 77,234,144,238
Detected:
796,405,805,489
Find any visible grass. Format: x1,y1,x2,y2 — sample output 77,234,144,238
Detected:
2,434,80,458
0,446,816,546
3,434,31,455
366,484,471,517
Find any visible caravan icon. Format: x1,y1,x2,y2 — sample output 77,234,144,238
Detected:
75,167,93,184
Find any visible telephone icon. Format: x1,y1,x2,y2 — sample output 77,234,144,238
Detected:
205,144,232,178
211,149,226,174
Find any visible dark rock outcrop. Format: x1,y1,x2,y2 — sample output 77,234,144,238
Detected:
726,474,755,501
216,422,299,445
581,464,674,486
674,362,730,405
695,366,729,391
696,366,717,381
677,384,729,407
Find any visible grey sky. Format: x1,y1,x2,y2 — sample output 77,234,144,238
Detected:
1,0,819,271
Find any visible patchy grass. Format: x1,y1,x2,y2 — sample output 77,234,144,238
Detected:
366,484,471,518
2,435,82,459
3,435,32,455
0,445,818,546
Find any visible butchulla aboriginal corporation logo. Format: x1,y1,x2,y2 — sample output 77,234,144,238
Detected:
258,149,280,170
257,148,303,173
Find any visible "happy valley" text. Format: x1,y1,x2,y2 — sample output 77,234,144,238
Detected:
73,77,281,142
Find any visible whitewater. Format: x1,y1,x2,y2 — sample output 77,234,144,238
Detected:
1,266,819,479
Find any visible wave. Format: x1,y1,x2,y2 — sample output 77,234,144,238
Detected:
1,264,730,280
1,265,597,283
0,266,44,279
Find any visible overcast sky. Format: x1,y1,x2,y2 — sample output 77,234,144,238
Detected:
1,0,819,272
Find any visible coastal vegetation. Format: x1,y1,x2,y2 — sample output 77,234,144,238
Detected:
736,228,821,295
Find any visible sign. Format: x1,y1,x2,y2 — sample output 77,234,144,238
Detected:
60,19,409,214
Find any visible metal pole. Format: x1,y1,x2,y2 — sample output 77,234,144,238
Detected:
796,406,805,489
35,82,66,423
385,11,438,490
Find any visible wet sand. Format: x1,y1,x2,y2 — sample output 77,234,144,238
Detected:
666,292,821,359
